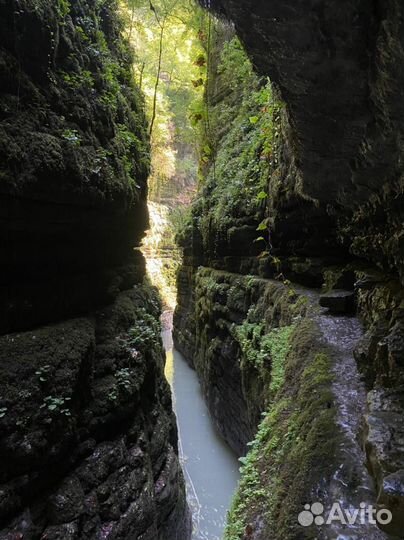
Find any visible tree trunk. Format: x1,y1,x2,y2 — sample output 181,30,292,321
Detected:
149,20,165,137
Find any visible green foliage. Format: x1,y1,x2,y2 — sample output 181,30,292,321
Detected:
75,25,90,42
256,220,268,231
234,322,265,368
189,99,206,127
57,0,70,18
52,0,150,203
227,397,290,540
108,388,119,402
195,32,283,247
234,320,295,384
40,395,71,417
112,122,148,188
264,326,295,395
182,23,285,259
61,129,81,146
61,69,94,90
255,82,283,165
169,204,193,242
123,0,205,200
107,367,136,401
116,124,141,147
124,308,161,354
226,319,337,540
218,36,254,93
116,368,133,391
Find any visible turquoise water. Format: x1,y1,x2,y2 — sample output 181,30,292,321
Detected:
163,328,240,540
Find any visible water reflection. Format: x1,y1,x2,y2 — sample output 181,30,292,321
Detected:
163,329,240,540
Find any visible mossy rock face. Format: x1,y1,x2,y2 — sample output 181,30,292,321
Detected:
0,283,191,539
174,265,339,537
354,276,404,388
202,0,404,288
175,266,313,455
173,7,404,539
174,263,400,539
0,0,150,333
177,20,349,289
225,328,339,540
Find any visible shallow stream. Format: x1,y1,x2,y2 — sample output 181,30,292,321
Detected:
162,323,240,540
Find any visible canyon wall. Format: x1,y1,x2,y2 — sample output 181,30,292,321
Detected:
206,0,404,283
0,1,190,538
174,10,404,539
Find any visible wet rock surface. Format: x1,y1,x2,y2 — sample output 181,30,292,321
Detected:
319,290,355,314
366,387,404,537
0,287,191,539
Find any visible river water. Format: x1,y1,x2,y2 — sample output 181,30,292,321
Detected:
162,324,240,540
142,201,239,539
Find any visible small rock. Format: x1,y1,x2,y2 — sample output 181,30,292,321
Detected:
47,477,85,525
383,470,404,497
319,290,355,314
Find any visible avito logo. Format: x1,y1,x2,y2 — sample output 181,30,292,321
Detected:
298,502,392,527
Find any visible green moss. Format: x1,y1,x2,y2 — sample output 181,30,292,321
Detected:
226,397,291,540
61,69,94,90
233,322,295,383
234,321,265,368
225,319,339,540
198,78,282,247
123,308,161,355
0,0,150,204
57,0,70,18
264,326,295,395
184,25,284,261
61,128,81,145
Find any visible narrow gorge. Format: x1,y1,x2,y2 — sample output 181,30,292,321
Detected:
1,1,404,540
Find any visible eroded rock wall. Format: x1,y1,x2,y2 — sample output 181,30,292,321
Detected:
174,11,404,539
204,0,404,284
0,1,190,537
0,0,149,334
0,287,190,539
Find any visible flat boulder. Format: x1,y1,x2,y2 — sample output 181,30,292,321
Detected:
319,289,355,314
